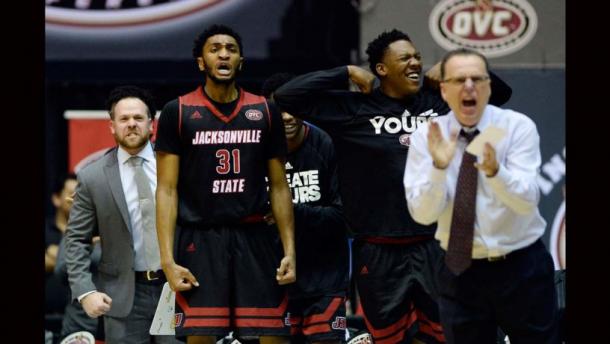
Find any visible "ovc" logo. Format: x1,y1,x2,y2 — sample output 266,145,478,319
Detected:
429,0,538,58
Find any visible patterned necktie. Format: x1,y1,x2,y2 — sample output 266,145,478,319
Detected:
128,156,160,271
445,129,480,275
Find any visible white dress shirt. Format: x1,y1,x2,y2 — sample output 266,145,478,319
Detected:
117,142,159,271
404,105,546,259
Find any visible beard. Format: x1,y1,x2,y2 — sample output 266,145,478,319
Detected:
115,132,149,151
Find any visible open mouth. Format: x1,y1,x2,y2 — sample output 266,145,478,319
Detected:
217,63,232,76
406,72,420,82
462,99,476,107
460,98,478,114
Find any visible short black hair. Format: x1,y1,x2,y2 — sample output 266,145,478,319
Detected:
366,29,411,77
105,85,156,120
192,24,243,59
261,73,296,98
51,173,77,195
440,48,489,80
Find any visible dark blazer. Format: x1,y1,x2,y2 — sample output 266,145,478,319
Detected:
65,147,139,318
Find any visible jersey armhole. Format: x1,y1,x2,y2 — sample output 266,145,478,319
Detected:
177,97,183,137
262,98,272,131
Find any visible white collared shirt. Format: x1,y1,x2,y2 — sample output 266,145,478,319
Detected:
117,142,159,271
404,105,546,258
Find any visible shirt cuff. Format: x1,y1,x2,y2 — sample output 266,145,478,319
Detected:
78,290,97,303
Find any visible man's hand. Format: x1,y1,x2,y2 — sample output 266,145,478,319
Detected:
263,211,276,225
65,191,76,206
474,143,499,177
81,291,112,318
347,65,375,94
162,262,199,292
424,63,442,90
45,244,59,272
46,244,58,259
276,255,296,285
427,122,458,169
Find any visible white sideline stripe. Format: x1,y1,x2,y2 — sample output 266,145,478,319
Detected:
64,110,161,119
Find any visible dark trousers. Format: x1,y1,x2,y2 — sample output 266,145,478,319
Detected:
104,281,182,344
60,301,100,339
436,239,560,344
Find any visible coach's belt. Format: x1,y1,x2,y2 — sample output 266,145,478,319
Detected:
486,255,507,262
135,270,165,283
473,254,508,262
474,240,541,263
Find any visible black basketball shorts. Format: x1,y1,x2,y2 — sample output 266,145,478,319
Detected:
174,224,290,338
288,295,347,342
353,239,445,344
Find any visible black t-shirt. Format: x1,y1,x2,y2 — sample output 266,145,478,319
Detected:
155,86,287,226
274,66,511,238
283,124,349,298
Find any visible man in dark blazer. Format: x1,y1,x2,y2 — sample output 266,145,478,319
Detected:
64,85,180,343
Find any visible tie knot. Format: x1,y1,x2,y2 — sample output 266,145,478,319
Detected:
128,156,145,167
460,129,480,143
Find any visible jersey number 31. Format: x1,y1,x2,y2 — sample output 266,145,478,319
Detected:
216,149,241,174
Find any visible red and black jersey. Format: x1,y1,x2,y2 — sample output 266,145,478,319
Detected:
155,86,287,226
274,66,511,238
284,123,349,298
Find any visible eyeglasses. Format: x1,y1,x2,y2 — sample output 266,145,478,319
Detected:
442,75,490,86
